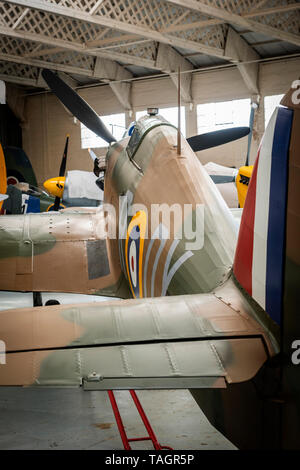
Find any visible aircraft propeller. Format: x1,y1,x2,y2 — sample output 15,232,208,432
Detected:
42,69,116,145
186,127,250,153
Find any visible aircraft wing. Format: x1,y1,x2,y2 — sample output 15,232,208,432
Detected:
0,208,127,297
0,279,275,389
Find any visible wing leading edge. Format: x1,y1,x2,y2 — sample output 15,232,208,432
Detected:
0,278,276,389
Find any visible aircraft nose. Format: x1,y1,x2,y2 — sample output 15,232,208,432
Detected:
43,176,65,198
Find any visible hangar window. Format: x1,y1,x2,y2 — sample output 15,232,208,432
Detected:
197,99,251,134
136,107,186,136
264,94,284,129
80,113,126,148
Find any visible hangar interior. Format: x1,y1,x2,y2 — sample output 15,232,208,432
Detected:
1,0,299,184
0,0,299,451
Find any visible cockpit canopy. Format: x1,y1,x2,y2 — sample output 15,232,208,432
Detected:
126,114,175,160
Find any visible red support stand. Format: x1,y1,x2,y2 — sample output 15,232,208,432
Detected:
108,389,173,451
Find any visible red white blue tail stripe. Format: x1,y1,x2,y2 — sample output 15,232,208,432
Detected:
234,106,293,325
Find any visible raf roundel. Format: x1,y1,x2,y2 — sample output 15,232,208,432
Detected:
125,211,147,298
129,239,137,288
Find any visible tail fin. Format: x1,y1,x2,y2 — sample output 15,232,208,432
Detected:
233,86,299,325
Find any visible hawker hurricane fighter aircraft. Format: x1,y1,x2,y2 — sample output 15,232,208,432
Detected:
0,70,299,450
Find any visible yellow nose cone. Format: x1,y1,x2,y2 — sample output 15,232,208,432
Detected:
236,165,253,208
43,176,66,198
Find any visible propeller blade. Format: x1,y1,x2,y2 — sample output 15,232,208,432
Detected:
245,103,257,166
50,135,69,212
42,69,116,144
209,175,236,184
187,127,250,152
59,134,69,177
88,148,98,161
52,195,61,212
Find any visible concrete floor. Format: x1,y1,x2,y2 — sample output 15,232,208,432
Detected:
0,387,236,450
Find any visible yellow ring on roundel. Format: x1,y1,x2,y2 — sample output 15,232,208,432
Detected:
125,210,147,299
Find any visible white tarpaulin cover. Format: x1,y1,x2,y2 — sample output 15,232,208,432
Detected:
204,162,238,177
67,170,103,200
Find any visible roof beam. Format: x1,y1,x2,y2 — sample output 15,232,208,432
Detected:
161,3,300,33
57,72,78,89
2,0,298,93
251,39,281,47
89,39,153,53
0,52,95,78
110,80,131,111
0,25,85,53
225,27,259,94
89,0,105,16
95,49,156,69
4,0,226,58
155,43,193,103
244,3,300,18
93,57,132,83
0,50,133,109
0,73,36,87
164,0,300,46
11,7,29,29
163,18,222,33
0,25,153,104
86,34,138,48
0,24,156,69
36,68,47,88
249,0,269,11
25,46,64,58
93,57,132,110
